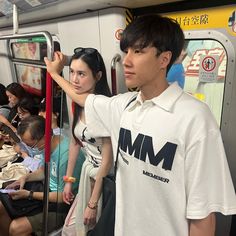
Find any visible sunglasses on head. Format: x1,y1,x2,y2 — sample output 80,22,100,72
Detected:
74,47,98,54
73,47,101,70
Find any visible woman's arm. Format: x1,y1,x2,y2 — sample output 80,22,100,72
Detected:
189,213,216,236
44,52,88,107
63,137,81,204
83,137,113,225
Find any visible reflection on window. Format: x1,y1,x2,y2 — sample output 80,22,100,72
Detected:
182,39,226,126
11,40,46,96
15,64,43,96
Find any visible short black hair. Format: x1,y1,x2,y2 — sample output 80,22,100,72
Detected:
120,14,185,72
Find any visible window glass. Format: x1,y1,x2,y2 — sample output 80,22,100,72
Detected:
182,39,226,126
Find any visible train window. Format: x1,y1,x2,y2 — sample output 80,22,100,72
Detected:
10,38,46,96
9,38,61,97
11,39,46,61
9,37,69,127
181,39,226,126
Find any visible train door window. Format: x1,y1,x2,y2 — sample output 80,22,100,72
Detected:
10,38,46,97
9,37,69,126
181,39,226,126
10,38,62,97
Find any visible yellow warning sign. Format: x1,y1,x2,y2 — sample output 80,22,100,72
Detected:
164,6,236,37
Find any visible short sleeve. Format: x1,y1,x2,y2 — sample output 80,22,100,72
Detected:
85,94,111,137
185,129,236,219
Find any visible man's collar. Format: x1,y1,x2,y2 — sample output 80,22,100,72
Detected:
128,82,183,112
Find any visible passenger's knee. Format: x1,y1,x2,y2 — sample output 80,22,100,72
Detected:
9,218,32,236
9,220,20,236
9,220,24,236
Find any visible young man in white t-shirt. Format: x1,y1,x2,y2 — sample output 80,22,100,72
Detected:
45,14,236,236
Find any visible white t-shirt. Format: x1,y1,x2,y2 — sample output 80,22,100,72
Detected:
85,83,236,236
74,120,103,166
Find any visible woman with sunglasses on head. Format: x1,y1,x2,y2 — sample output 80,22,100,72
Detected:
56,48,113,236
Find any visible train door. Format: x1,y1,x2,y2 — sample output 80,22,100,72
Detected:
165,6,236,236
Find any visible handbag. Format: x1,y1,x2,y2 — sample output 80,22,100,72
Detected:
0,144,17,168
0,181,44,219
0,162,29,188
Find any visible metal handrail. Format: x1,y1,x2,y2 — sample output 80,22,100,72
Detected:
111,54,121,95
11,58,46,68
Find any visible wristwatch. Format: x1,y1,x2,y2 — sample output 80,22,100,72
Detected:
28,190,34,200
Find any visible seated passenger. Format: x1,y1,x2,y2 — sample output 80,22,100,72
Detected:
0,115,81,235
14,97,64,165
13,97,39,158
0,83,26,133
17,97,39,121
38,97,61,136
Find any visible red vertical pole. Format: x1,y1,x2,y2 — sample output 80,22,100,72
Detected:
45,72,52,163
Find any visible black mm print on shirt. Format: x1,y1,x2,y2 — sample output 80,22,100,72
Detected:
118,128,177,171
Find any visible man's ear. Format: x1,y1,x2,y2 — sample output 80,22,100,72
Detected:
96,71,102,81
160,51,172,69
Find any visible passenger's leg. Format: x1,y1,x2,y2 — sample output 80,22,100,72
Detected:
9,217,32,236
0,202,11,236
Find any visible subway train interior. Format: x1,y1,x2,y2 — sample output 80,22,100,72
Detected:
0,0,235,235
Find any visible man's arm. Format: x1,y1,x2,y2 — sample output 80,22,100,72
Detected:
189,213,216,236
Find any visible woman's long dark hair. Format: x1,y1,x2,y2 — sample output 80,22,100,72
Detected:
18,97,39,116
6,83,26,127
6,83,26,103
71,49,112,144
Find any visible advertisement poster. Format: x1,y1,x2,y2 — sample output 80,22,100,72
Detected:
12,40,43,96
